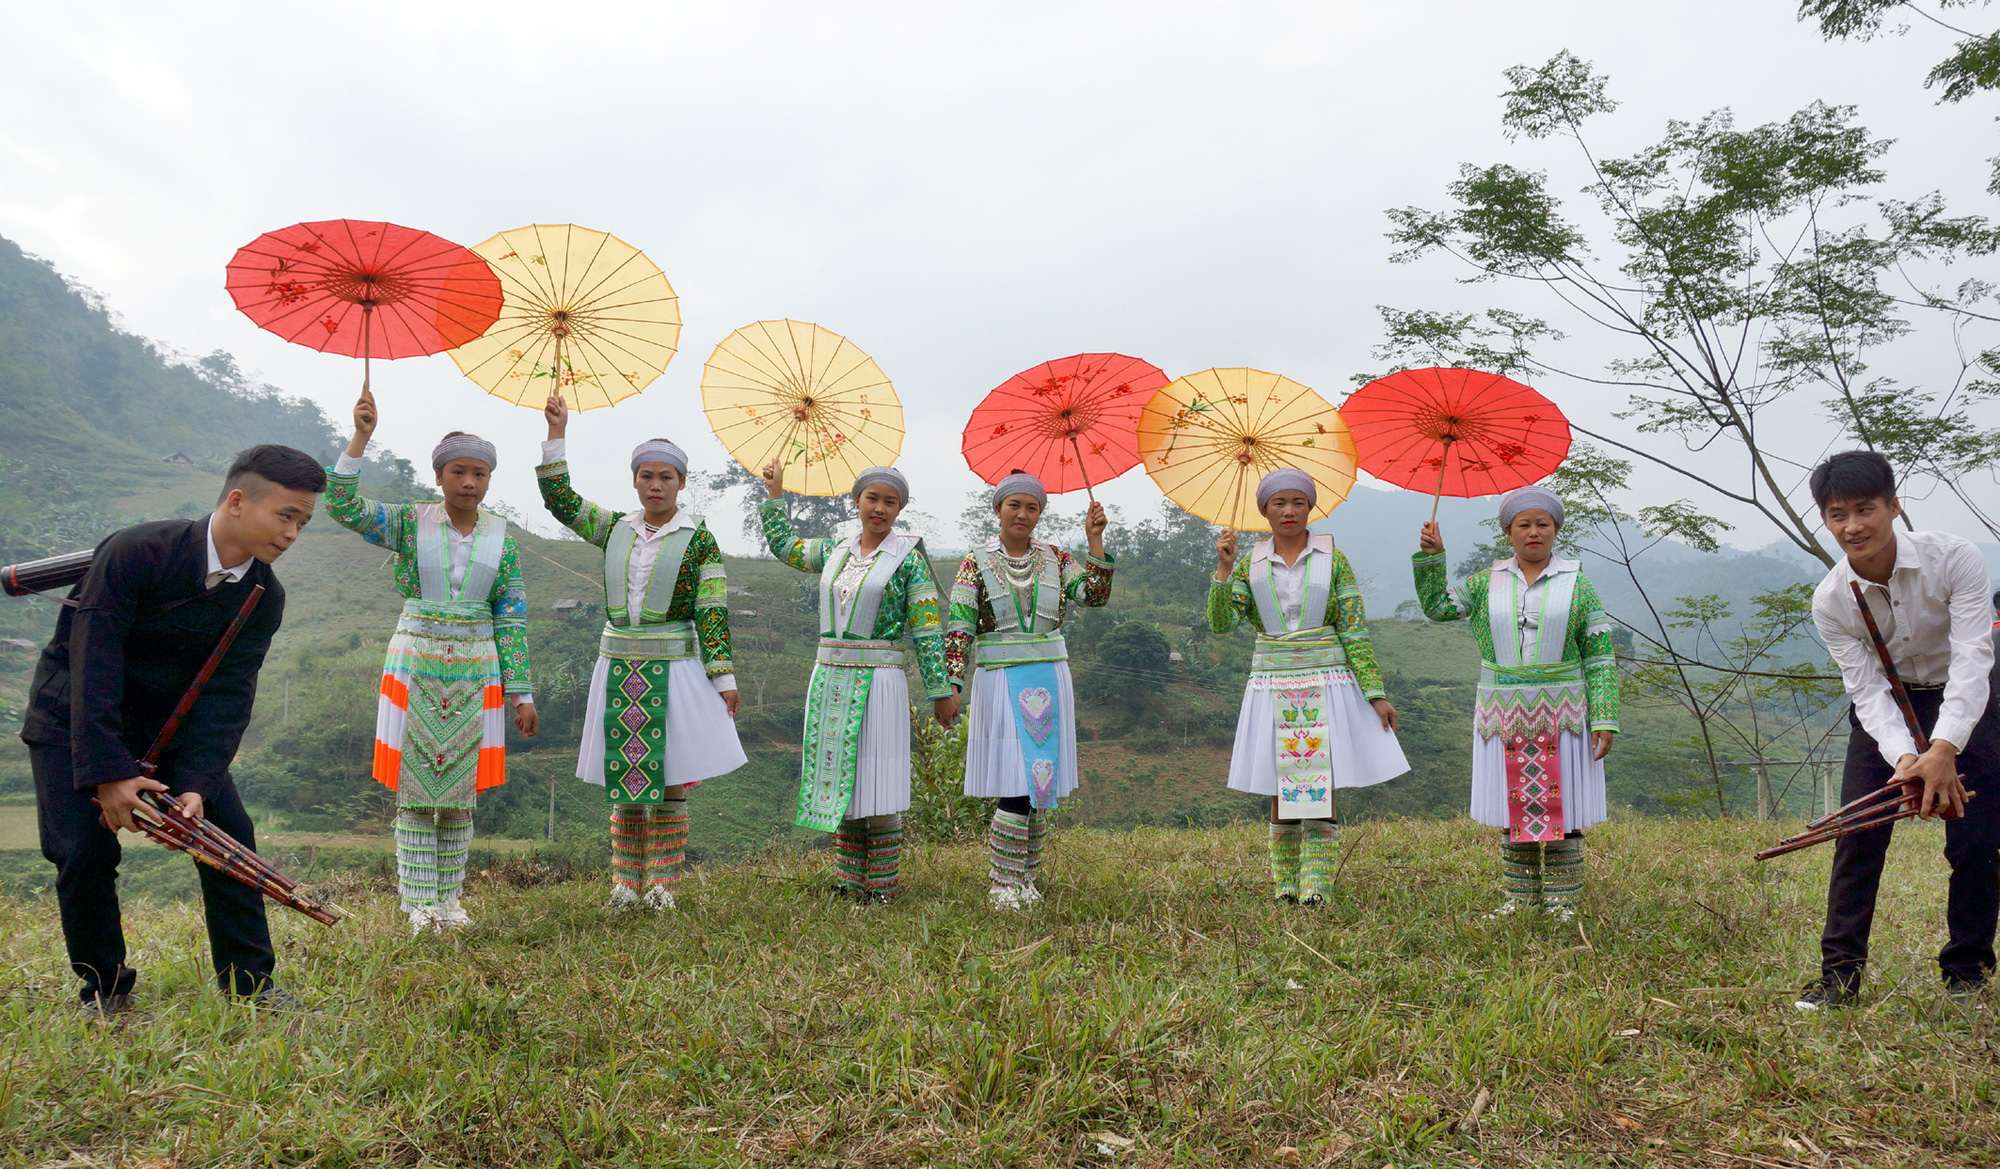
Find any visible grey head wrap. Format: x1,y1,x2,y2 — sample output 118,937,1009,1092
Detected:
1497,484,1564,530
991,471,1048,512
849,465,910,505
431,434,496,472
1256,468,1318,511
630,439,687,475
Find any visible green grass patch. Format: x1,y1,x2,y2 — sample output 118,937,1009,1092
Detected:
0,816,1994,1167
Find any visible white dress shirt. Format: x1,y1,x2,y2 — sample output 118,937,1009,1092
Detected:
1265,534,1332,628
203,518,252,589
1812,528,1994,762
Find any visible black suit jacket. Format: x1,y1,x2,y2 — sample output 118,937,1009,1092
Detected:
20,517,285,799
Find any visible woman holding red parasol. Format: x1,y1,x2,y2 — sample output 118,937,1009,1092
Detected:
1413,486,1618,922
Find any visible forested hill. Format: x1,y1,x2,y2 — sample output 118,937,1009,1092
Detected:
0,233,420,567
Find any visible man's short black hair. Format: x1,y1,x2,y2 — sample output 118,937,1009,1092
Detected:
218,444,328,504
1809,450,1896,512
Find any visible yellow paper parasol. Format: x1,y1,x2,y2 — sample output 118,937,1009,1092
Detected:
448,224,679,409
701,320,904,497
1135,367,1357,533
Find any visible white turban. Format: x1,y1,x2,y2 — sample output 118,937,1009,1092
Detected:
431,434,496,472
630,440,687,475
849,466,910,505
1498,484,1564,530
991,472,1047,512
1256,468,1318,511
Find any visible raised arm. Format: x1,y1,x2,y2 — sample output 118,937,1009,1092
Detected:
757,498,830,574
1412,523,1469,622
1057,545,1114,608
535,453,623,548
901,552,953,700
1328,551,1387,700
325,385,411,551
1208,530,1252,635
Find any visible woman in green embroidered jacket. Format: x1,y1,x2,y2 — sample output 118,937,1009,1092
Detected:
1413,484,1618,921
326,388,537,935
536,394,745,912
1211,469,1407,907
945,471,1113,910
758,458,957,902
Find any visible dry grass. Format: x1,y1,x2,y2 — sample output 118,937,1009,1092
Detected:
0,817,1995,1168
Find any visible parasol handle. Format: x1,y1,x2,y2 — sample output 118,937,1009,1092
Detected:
1429,437,1454,524
361,303,372,397
1068,434,1097,504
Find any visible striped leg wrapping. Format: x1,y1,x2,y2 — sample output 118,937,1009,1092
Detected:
434,809,473,903
610,806,648,893
989,810,1031,891
1500,835,1543,906
395,809,439,910
1299,819,1338,901
1024,810,1049,889
647,799,689,890
833,819,869,895
1268,822,1303,900
1542,834,1585,909
864,813,903,899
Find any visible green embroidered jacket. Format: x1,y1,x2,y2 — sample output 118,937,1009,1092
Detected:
758,498,952,700
1412,549,1619,732
1207,546,1387,700
322,468,533,694
535,460,734,679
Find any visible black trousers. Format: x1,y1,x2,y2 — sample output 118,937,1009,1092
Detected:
1820,690,2000,987
31,742,275,1000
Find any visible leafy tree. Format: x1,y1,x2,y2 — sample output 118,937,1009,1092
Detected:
1077,621,1172,715
1798,2,2000,188
1372,51,2000,562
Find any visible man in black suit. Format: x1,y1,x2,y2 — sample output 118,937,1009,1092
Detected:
22,444,325,1015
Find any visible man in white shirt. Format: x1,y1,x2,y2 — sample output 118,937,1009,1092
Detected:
1798,451,1999,1010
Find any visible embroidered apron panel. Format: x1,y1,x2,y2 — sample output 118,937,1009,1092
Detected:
600,621,697,804
1485,564,1580,844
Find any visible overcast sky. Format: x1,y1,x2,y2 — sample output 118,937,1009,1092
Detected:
3,1,1994,555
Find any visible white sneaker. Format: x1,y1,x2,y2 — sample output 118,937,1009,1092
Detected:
1485,900,1528,920
1544,904,1575,923
436,899,473,930
642,886,677,912
406,906,442,936
1017,883,1044,904
605,885,640,912
988,885,1026,910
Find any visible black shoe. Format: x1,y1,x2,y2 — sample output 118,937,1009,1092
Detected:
237,986,304,1013
1945,976,1987,1007
78,993,132,1019
1794,977,1857,1012
1301,894,1326,909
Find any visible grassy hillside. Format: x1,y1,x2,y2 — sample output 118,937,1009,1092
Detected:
0,818,1992,1168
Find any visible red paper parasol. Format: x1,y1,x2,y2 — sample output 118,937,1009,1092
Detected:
225,219,502,393
1341,367,1571,519
961,353,1170,501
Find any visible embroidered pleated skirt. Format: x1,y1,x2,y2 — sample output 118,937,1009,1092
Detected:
796,640,915,830
576,622,746,799
1469,729,1607,832
373,599,506,809
1226,669,1409,796
961,658,1082,801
